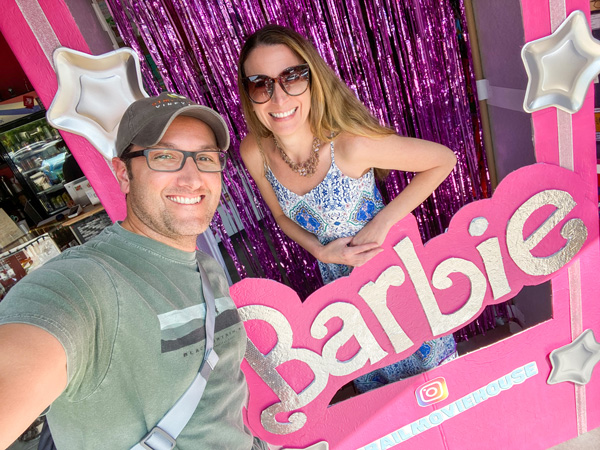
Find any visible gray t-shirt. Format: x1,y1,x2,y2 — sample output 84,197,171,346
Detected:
0,223,254,449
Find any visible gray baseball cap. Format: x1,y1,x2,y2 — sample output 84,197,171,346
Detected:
115,92,230,157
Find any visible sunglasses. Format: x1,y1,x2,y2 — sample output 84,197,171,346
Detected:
242,63,310,104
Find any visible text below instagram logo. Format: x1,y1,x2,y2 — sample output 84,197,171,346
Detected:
415,377,449,407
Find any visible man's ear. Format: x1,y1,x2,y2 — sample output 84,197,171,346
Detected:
112,157,130,195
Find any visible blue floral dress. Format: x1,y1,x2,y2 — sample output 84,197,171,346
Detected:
266,141,457,393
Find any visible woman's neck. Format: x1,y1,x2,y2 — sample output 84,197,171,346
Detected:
272,123,317,162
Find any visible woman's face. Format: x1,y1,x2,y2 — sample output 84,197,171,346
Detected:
243,44,312,139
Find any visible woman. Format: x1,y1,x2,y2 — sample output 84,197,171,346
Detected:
237,24,458,393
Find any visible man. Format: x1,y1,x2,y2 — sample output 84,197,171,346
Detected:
0,92,263,449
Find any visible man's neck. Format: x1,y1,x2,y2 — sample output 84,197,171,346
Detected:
120,218,197,253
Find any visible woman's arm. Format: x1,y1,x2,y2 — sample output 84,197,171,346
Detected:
335,133,457,247
239,136,382,266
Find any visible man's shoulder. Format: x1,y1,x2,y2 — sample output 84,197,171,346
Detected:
13,246,114,291
26,224,123,276
0,231,122,315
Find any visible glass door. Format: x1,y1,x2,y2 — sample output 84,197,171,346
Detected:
0,111,72,219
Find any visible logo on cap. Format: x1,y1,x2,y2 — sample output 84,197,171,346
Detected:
152,93,192,108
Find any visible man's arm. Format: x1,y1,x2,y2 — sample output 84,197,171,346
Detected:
0,323,67,449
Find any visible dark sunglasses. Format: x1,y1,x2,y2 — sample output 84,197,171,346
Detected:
242,63,310,104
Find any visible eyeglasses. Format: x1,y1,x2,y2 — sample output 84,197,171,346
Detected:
122,148,228,172
242,63,310,104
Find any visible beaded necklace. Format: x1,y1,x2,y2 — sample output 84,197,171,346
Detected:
273,136,321,177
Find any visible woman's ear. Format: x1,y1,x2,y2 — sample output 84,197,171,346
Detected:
112,157,130,195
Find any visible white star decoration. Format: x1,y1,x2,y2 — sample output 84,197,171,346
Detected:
547,329,600,385
47,47,148,160
522,10,600,114
282,441,329,450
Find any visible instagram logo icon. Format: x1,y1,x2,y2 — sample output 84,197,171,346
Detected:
415,377,449,407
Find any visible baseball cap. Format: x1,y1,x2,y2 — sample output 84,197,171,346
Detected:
115,92,230,157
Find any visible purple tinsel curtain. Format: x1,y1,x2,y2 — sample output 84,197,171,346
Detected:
103,0,505,340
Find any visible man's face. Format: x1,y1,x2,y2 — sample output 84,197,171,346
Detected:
113,116,222,251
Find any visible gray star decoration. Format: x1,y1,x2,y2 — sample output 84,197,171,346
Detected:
522,10,600,113
547,329,600,385
47,47,148,161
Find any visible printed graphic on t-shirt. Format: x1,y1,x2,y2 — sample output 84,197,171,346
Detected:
157,297,240,353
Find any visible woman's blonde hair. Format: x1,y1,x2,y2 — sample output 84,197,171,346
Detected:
237,24,394,179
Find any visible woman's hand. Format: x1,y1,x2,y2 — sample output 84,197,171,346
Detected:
317,236,383,267
336,133,457,252
349,216,393,248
